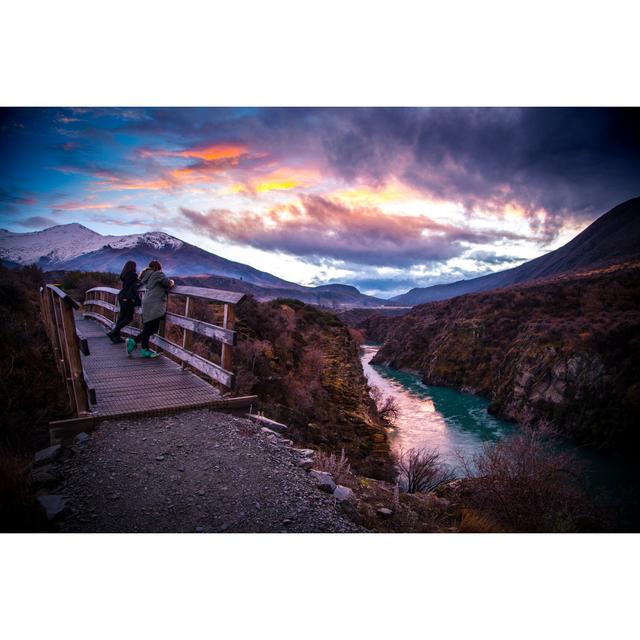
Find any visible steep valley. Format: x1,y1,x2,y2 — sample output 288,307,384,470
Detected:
371,260,640,454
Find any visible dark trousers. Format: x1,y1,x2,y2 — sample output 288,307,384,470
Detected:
134,317,161,349
112,300,135,336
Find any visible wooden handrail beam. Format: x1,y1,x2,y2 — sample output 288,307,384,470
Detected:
165,312,236,345
46,284,80,309
86,284,245,306
84,298,119,313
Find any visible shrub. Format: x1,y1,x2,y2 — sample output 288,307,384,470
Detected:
396,447,455,493
460,425,604,532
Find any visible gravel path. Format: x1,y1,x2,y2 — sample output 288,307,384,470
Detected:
57,409,362,533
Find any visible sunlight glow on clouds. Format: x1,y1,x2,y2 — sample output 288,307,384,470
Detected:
1,107,638,297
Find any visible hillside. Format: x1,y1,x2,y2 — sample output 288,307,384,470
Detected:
373,260,640,453
232,297,395,480
392,197,640,305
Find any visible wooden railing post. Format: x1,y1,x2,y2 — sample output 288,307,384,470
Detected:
221,303,236,383
45,287,64,374
182,296,193,369
58,297,90,415
112,290,119,327
53,295,77,414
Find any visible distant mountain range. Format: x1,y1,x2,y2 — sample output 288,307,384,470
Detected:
391,197,640,305
0,223,393,308
2,197,638,308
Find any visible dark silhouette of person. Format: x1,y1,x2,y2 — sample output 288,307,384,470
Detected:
107,260,140,343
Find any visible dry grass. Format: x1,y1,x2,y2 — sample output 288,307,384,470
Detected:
313,448,353,485
458,508,503,533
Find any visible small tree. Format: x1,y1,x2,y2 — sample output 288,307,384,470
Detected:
396,447,455,494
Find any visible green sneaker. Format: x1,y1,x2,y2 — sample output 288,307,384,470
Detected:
126,338,138,357
140,348,160,359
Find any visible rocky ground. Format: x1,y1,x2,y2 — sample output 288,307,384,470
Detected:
40,409,364,533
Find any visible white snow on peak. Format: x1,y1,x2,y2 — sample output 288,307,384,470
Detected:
0,224,184,265
106,231,184,251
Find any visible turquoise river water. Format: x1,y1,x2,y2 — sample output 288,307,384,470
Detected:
361,345,514,473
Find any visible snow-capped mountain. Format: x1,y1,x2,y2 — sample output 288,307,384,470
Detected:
0,223,184,266
0,223,393,307
0,223,296,288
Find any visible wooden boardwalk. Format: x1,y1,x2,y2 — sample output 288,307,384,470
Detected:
77,315,227,419
41,283,257,444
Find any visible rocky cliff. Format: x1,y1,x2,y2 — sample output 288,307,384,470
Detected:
373,261,640,453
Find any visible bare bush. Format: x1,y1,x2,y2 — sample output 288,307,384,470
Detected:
314,448,352,485
460,424,602,532
396,447,456,494
370,385,400,424
378,396,400,423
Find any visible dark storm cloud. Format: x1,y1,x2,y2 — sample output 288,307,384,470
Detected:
320,108,640,236
118,108,640,240
17,216,57,228
465,250,525,266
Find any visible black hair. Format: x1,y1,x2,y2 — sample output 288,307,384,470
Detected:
120,260,137,279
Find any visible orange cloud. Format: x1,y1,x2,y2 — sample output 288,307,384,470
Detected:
176,144,247,161
53,200,118,210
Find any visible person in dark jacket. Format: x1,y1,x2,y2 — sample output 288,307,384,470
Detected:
106,260,141,343
126,260,175,358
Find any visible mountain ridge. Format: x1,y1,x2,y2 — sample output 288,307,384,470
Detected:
0,223,393,308
392,197,640,304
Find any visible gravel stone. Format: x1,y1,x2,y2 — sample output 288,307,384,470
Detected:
32,464,61,489
56,409,362,533
309,470,337,493
38,495,66,520
333,485,356,503
34,445,62,466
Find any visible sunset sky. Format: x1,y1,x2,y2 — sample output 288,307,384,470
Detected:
1,107,638,296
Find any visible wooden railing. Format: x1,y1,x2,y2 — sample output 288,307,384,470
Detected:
83,285,245,391
39,284,93,416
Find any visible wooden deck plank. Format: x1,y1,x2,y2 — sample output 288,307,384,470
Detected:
75,315,228,419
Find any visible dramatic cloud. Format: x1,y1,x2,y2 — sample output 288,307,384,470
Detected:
1,107,638,295
319,108,640,236
179,195,528,267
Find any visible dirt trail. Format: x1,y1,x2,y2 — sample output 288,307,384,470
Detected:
57,409,361,533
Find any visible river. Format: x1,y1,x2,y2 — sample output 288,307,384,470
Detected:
361,344,514,474
361,344,636,511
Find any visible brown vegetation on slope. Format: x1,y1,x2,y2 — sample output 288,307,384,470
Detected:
233,297,395,480
373,261,640,453
0,266,69,530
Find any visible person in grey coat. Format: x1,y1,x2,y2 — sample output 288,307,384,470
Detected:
126,260,175,358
